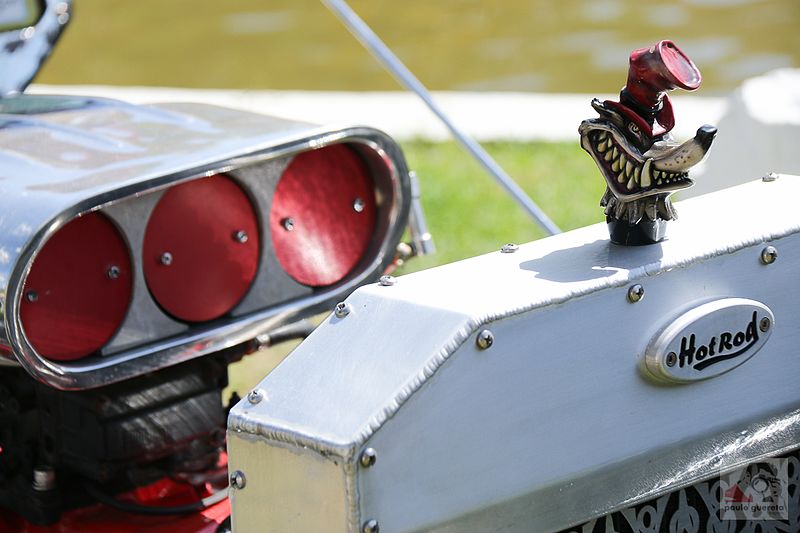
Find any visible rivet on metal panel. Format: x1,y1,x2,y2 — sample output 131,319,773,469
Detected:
500,243,519,253
476,329,494,350
334,302,351,318
159,252,173,266
761,245,778,265
627,284,645,303
762,172,779,182
230,470,247,490
362,519,380,533
233,230,249,244
32,467,55,491
281,217,295,231
106,265,121,280
760,316,771,333
247,389,265,405
25,291,38,303
353,198,366,213
360,448,377,468
379,275,396,286
666,352,677,367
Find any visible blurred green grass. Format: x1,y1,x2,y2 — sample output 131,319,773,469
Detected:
227,139,604,395
399,139,606,271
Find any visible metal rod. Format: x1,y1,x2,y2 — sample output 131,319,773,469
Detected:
320,0,561,236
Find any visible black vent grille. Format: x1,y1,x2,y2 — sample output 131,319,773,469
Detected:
561,448,800,532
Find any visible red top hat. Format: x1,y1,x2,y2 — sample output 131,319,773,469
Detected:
617,40,702,136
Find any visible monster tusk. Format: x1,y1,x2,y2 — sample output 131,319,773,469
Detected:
640,158,653,188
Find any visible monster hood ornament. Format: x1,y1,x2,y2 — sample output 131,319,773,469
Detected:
579,40,717,245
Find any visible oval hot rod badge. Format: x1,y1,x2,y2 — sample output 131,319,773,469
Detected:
644,298,774,383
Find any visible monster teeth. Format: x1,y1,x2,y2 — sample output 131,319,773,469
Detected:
604,147,614,161
626,176,635,190
640,165,650,187
596,132,607,142
611,158,621,172
625,161,633,179
611,146,618,160
617,171,626,183
597,140,607,153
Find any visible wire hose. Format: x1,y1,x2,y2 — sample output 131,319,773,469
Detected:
83,481,228,516
255,319,315,348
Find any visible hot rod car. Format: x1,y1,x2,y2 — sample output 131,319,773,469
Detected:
0,1,798,532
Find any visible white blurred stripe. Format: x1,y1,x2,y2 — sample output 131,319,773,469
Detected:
29,85,727,142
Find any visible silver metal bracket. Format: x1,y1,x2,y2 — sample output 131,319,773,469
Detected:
407,171,435,256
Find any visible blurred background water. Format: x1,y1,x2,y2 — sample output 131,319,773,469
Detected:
38,0,799,94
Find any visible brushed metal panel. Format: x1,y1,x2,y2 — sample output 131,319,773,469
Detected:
228,176,800,532
228,434,351,533
361,231,800,531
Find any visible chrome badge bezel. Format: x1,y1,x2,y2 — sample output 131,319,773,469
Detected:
644,298,774,383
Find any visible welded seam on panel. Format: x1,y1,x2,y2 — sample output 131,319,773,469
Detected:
232,227,800,458
351,229,800,446
228,430,362,532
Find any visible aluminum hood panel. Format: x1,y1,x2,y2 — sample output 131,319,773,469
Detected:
228,176,800,532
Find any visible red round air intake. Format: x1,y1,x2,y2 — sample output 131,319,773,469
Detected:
143,174,260,323
20,213,133,361
270,144,377,287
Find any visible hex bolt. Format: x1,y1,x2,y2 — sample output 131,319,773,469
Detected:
160,252,173,266
759,316,771,333
666,352,677,367
761,245,777,265
476,329,494,350
627,284,645,303
25,291,38,303
360,448,377,468
334,302,351,318
353,198,366,213
247,389,265,405
230,470,247,490
32,467,56,492
762,172,779,182
362,519,380,533
379,275,396,286
233,230,249,244
501,243,519,253
282,217,295,231
107,265,121,280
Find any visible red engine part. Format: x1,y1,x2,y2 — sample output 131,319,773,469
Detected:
20,212,133,361
0,477,229,533
270,144,377,287
143,174,260,323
